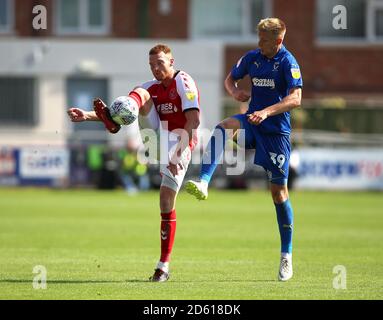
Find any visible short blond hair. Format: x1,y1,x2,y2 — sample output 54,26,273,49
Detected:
257,18,286,38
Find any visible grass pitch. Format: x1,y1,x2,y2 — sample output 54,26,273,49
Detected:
0,188,382,300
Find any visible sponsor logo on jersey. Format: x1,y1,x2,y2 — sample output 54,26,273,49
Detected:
185,91,196,101
252,77,275,89
273,62,280,71
169,88,177,100
291,68,301,79
254,61,261,68
157,102,178,114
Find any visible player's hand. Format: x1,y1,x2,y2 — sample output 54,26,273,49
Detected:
67,108,88,122
232,89,250,102
247,109,268,125
167,162,183,177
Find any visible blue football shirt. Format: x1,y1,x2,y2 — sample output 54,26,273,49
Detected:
231,45,303,135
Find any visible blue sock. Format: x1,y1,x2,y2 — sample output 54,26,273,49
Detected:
275,199,294,254
200,126,227,184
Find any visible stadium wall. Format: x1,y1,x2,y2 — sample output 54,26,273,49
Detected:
0,39,223,146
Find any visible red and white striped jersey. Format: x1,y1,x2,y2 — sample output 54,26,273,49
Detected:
141,70,200,149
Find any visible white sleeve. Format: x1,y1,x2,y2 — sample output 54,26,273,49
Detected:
175,72,199,112
144,105,160,131
140,79,158,90
139,79,159,130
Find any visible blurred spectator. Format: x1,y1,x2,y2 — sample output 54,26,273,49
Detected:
98,147,119,190
118,140,150,194
87,145,104,187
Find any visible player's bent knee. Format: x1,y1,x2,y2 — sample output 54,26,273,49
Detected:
272,193,287,204
159,196,175,212
270,184,289,204
219,117,240,131
159,184,177,212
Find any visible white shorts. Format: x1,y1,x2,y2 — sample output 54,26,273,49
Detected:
160,146,191,193
159,131,192,193
142,112,192,193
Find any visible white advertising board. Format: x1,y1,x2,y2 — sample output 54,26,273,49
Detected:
20,147,69,179
296,148,383,190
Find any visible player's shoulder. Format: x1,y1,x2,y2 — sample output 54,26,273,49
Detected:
175,70,196,83
141,79,161,90
175,70,198,89
240,49,261,64
248,48,261,57
280,46,300,65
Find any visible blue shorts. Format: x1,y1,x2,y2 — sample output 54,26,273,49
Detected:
232,114,291,185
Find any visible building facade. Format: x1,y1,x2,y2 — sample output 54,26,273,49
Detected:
1,0,383,144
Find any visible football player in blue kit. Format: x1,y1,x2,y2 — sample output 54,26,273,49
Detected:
186,18,302,281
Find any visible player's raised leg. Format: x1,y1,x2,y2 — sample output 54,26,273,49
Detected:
93,88,151,134
93,98,121,133
185,117,240,200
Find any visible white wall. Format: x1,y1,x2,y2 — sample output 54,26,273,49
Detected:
0,76,67,146
0,39,224,146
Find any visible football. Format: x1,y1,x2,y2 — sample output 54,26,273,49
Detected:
109,96,139,125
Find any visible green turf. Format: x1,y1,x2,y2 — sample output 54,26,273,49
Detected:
0,188,382,300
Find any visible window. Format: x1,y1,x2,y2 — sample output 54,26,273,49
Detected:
0,0,13,33
66,78,108,141
0,78,37,125
316,0,383,43
190,0,272,40
56,0,110,35
376,8,383,36
370,0,383,40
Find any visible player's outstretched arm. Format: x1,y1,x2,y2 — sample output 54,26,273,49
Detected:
67,108,99,122
224,72,250,102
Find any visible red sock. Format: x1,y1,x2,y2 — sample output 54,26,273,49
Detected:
160,209,176,263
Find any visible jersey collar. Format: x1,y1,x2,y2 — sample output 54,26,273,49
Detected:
271,45,286,61
259,45,285,62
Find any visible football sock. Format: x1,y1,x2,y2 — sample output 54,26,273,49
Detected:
200,125,228,184
156,261,169,273
275,199,294,254
160,209,177,264
128,91,143,108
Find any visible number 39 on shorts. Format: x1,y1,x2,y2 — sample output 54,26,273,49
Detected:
269,152,286,169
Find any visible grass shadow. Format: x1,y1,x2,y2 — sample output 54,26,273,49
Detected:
0,279,278,284
0,279,148,284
